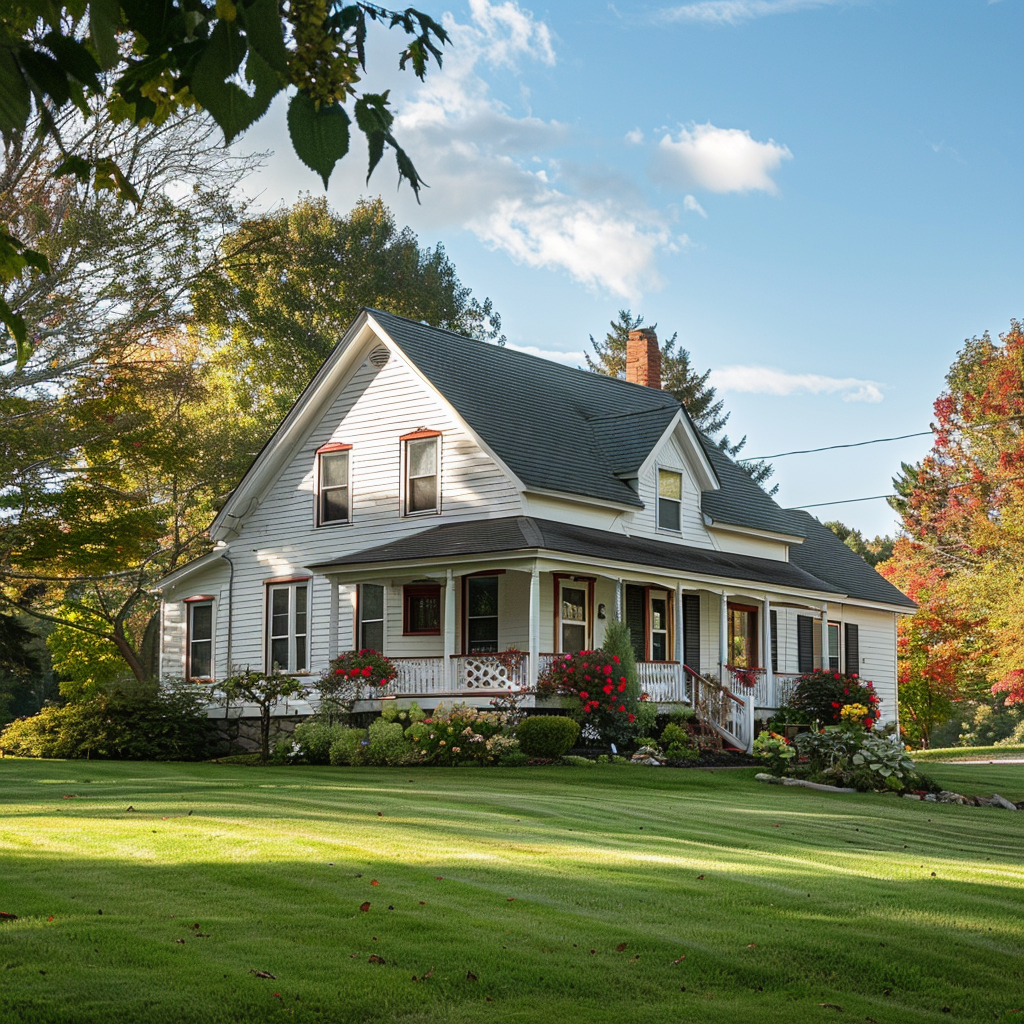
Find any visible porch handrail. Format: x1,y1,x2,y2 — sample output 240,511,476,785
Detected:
682,663,744,706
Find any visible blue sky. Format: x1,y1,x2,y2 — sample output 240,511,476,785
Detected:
239,0,1023,539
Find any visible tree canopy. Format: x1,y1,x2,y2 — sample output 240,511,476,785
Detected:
823,521,894,568
586,310,776,492
1,0,448,365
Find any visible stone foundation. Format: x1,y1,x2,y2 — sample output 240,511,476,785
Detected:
209,713,313,756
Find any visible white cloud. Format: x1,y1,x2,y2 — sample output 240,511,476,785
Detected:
625,127,645,145
683,194,707,217
659,0,843,25
384,0,677,297
656,123,792,193
505,342,587,365
711,366,885,403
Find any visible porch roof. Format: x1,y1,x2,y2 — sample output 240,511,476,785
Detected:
307,515,844,596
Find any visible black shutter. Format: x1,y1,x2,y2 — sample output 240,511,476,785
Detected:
797,615,814,674
683,594,701,675
770,609,778,674
625,585,646,663
845,622,860,676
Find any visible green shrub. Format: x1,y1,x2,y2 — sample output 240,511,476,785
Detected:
560,754,595,767
789,671,882,727
294,721,357,765
661,721,699,760
328,728,366,766
358,717,413,766
516,715,580,758
0,685,212,761
496,750,529,767
752,730,796,776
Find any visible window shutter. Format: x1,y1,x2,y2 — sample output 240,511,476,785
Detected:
797,615,814,674
625,585,646,663
770,609,778,674
683,594,701,676
845,622,860,676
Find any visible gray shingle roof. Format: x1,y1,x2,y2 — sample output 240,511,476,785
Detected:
786,511,917,609
369,309,680,508
308,516,843,595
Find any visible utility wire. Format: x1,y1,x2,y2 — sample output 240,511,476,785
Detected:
743,431,932,461
788,473,1024,511
788,495,894,510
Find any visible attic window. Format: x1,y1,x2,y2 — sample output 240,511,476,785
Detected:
402,432,440,515
317,445,351,525
657,469,682,532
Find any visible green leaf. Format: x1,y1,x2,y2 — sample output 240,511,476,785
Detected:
287,93,350,188
238,0,289,76
89,0,122,71
0,49,32,141
19,49,72,109
41,30,102,90
54,154,93,182
0,296,31,371
190,20,281,143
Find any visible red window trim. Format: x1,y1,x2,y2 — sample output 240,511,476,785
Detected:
264,575,311,586
400,429,442,441
317,441,352,453
403,583,442,636
184,594,215,604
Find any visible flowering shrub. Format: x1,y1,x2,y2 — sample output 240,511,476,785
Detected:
539,648,638,744
727,665,760,688
405,702,514,766
789,670,881,727
328,649,397,689
753,730,797,776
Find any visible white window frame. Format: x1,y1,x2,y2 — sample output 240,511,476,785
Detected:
828,621,841,673
316,446,352,527
402,433,441,517
266,579,311,674
649,588,670,663
657,467,683,533
358,583,386,652
185,597,214,680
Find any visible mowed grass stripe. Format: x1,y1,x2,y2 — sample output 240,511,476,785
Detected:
0,759,1021,1024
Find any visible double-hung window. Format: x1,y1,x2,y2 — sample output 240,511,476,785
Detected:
558,578,591,654
402,431,440,515
186,597,214,679
828,621,840,673
317,443,351,525
465,575,499,653
267,579,309,672
657,469,682,532
358,584,385,651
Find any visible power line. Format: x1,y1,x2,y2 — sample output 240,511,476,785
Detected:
743,431,932,461
788,494,893,510
788,473,1024,511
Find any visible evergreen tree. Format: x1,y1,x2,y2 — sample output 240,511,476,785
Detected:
586,310,776,492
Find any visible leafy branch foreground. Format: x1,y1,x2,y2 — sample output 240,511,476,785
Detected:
0,759,1021,1024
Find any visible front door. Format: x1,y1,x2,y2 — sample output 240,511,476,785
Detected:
559,580,589,654
727,603,758,667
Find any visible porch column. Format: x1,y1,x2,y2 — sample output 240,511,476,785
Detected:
528,565,541,688
719,591,728,684
821,605,830,671
444,569,456,689
763,595,773,705
675,582,685,702
614,579,623,622
328,577,340,661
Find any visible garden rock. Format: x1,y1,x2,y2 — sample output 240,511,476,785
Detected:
991,794,1018,811
937,791,970,805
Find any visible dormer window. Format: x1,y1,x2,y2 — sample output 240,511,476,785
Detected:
657,468,682,532
402,431,440,515
317,443,351,526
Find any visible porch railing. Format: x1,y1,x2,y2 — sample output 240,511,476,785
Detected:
636,661,688,703
684,664,750,751
391,657,447,696
452,653,529,691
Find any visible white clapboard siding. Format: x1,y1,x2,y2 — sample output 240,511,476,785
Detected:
845,607,899,725
628,432,715,549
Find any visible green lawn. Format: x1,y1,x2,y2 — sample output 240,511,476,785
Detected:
1,759,1022,1024
915,744,1024,763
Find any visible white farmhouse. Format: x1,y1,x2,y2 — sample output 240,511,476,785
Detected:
155,309,915,750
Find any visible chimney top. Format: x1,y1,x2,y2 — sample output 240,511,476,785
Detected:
626,327,661,390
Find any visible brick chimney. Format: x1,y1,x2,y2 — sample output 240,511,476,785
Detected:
625,328,661,389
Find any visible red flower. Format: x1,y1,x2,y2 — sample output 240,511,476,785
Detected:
843,688,849,695
603,684,613,694
617,682,626,693
612,656,620,664
603,665,612,674
362,666,373,677
618,705,625,712
862,718,873,728
580,691,589,699
619,676,627,684
831,702,841,708
584,675,591,681
627,714,635,722
334,668,344,675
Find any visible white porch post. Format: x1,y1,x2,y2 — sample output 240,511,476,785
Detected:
719,591,728,684
328,577,340,662
675,582,685,703
614,579,623,622
821,605,830,671
528,565,541,688
763,595,773,705
445,569,457,689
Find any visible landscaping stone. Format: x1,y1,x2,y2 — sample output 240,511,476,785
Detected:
991,793,1018,811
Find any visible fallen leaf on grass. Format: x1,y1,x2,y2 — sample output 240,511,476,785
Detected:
368,955,385,965
589,949,596,955
418,901,425,906
359,903,371,913
435,876,444,881
819,1004,842,1011
62,795,76,799
250,970,276,979
126,806,134,812
175,939,186,945
0,913,18,921
466,971,478,982
696,874,704,880
377,812,383,817
746,944,757,949
371,880,379,886
349,954,359,959
506,898,515,902
411,968,434,982
615,943,627,952
671,956,686,965
629,955,640,963
388,906,394,911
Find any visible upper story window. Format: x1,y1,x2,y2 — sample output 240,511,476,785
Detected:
402,431,440,515
267,578,309,673
317,443,351,526
657,469,682,532
185,597,214,679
